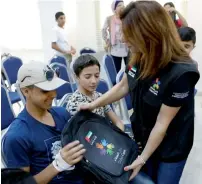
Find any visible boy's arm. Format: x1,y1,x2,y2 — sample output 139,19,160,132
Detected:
175,10,188,27
28,141,85,184
106,110,124,131
52,42,71,55
4,133,85,184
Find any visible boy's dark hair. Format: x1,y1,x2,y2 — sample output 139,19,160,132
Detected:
164,2,175,8
55,12,65,20
178,27,196,45
73,54,100,77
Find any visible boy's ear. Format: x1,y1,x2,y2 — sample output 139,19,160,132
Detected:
21,88,29,97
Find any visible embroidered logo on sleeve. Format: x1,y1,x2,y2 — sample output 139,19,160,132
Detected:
172,91,189,99
149,78,161,95
128,66,137,78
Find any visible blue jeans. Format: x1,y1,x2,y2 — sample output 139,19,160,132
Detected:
156,159,186,184
130,172,155,184
145,158,187,184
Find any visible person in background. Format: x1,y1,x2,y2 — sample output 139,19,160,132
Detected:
3,61,86,184
66,54,124,131
178,26,198,95
164,2,188,28
80,1,200,184
178,27,196,56
52,12,76,64
102,0,129,73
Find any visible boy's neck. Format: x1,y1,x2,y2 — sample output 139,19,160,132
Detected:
26,101,49,120
58,24,64,28
78,86,94,98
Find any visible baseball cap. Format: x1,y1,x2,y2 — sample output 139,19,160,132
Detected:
17,61,66,91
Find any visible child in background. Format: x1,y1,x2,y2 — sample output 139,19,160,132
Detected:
66,54,124,131
178,26,198,95
178,27,198,67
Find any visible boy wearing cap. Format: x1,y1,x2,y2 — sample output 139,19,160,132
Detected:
3,61,86,184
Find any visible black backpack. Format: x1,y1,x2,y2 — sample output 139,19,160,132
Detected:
1,168,37,184
61,110,138,184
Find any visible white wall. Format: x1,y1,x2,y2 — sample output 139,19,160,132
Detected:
38,0,64,63
187,0,202,93
75,0,98,52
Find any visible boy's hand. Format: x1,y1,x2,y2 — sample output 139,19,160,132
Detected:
60,141,86,165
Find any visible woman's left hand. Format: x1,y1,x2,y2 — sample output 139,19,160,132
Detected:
124,157,145,181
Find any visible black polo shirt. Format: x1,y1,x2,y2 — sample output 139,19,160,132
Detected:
126,61,200,162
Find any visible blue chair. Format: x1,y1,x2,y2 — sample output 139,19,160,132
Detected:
80,47,96,55
102,54,117,86
50,63,74,105
51,63,70,82
49,55,67,67
58,93,73,107
1,85,15,130
96,79,109,94
116,69,133,110
116,69,133,123
56,83,73,102
1,56,23,87
96,79,115,110
50,58,75,84
1,84,15,167
1,56,23,105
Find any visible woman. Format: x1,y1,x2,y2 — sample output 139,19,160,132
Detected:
81,1,200,184
164,2,188,28
102,0,129,72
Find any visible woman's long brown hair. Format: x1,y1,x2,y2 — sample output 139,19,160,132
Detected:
120,1,190,79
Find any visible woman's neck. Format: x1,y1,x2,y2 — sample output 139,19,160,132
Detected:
114,13,120,19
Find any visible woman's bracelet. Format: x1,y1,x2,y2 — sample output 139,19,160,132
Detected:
138,155,146,165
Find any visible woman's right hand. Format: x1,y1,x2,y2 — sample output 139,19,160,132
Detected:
78,103,95,111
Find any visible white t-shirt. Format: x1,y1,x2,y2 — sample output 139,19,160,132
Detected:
52,25,71,56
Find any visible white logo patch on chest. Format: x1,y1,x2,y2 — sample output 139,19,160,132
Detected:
51,140,62,159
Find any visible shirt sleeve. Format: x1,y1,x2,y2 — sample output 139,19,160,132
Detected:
3,134,31,168
163,72,199,107
176,19,182,28
66,94,85,116
104,104,112,113
66,97,78,116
